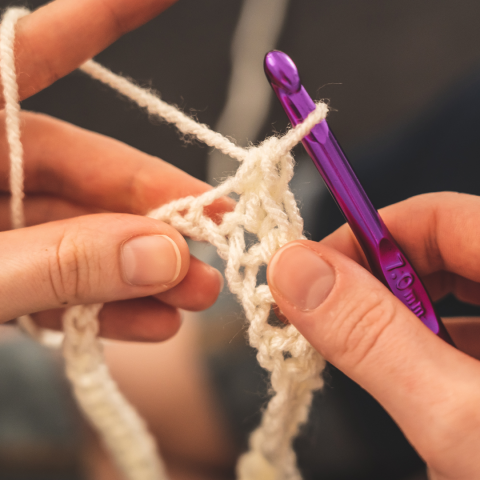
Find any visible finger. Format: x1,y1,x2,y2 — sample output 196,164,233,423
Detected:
267,240,480,473
2,0,177,106
422,270,480,304
0,192,224,311
155,255,224,311
0,112,233,217
444,317,480,360
322,192,480,302
0,212,194,322
0,193,98,230
33,297,181,342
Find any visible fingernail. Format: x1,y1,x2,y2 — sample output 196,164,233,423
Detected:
122,235,181,286
269,244,335,311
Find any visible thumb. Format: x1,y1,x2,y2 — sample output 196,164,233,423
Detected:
0,213,190,322
267,240,480,462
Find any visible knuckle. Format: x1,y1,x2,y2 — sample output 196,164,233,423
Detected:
47,229,93,305
17,35,61,92
326,289,397,367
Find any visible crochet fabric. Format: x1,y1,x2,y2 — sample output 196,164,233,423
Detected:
0,7,329,480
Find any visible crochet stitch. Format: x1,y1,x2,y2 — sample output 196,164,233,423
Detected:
0,7,329,480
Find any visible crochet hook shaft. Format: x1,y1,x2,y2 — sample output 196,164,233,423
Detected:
264,50,454,346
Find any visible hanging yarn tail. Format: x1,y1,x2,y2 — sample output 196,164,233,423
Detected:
0,7,26,230
63,304,168,480
0,7,41,339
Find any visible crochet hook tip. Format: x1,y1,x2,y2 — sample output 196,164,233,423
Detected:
264,50,301,94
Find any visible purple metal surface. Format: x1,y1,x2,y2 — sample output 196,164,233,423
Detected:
265,50,454,345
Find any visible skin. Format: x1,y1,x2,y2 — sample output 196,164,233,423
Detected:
268,192,480,480
0,0,233,341
0,2,237,476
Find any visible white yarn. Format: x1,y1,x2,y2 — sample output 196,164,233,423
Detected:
0,7,60,345
80,60,247,162
1,7,329,480
63,303,167,480
0,9,167,480
0,7,25,230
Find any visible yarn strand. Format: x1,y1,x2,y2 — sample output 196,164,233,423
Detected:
0,7,27,229
80,60,248,162
1,7,329,480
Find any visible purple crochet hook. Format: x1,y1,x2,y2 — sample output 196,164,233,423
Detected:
265,50,454,346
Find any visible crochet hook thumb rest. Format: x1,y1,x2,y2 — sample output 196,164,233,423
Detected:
264,50,454,346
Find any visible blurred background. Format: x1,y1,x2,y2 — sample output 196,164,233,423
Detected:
3,0,480,479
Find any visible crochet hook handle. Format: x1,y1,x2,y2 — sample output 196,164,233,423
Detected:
264,50,454,346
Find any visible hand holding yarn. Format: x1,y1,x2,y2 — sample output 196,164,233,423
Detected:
0,0,227,341
268,192,480,480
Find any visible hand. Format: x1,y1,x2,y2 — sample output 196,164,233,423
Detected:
0,0,229,341
267,192,480,480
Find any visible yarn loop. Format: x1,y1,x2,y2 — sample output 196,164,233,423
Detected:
0,7,328,480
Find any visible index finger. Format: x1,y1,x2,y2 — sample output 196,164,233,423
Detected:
1,0,177,106
0,112,234,219
322,192,480,298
